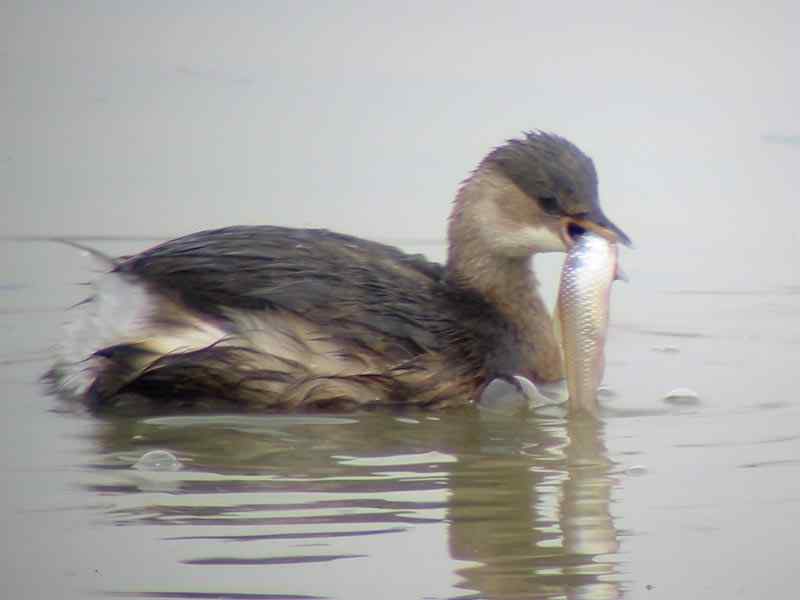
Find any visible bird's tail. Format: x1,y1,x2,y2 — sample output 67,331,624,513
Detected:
44,241,229,405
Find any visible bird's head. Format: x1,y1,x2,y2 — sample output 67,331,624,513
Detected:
450,131,630,261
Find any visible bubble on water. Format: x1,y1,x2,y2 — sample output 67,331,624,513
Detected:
597,385,617,399
662,387,701,405
133,450,182,472
515,376,555,409
479,378,529,413
534,379,568,405
625,465,648,476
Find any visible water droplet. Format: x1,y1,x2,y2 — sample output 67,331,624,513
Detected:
133,450,182,472
662,387,700,405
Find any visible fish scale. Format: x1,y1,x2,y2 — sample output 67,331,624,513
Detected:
556,232,619,415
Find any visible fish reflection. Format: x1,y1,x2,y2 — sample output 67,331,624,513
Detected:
84,410,620,600
448,415,619,600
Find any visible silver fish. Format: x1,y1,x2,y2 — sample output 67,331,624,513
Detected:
556,232,621,416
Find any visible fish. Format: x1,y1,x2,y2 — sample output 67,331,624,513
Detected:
555,231,621,416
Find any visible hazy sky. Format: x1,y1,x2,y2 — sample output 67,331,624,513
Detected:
3,1,798,275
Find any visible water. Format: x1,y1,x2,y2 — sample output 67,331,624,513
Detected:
4,4,800,597
3,237,800,599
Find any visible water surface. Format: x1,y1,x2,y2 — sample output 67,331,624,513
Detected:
3,5,800,597
3,238,800,599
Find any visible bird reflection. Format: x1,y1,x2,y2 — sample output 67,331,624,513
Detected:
83,409,620,599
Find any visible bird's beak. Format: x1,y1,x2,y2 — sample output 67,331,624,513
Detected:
561,210,632,248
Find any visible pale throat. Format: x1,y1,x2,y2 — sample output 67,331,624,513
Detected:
500,222,566,255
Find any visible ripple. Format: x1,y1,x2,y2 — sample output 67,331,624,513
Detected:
107,592,324,599
144,415,359,429
183,554,365,566
651,345,680,354
739,458,800,469
624,465,649,476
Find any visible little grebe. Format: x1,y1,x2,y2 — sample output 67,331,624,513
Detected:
47,131,630,411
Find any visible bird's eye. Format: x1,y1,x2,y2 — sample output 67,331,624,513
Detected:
539,196,560,216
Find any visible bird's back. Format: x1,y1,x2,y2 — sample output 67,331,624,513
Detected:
49,226,489,411
118,226,447,354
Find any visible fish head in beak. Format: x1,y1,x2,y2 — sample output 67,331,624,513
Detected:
560,209,632,249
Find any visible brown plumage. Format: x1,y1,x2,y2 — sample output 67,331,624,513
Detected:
46,131,629,412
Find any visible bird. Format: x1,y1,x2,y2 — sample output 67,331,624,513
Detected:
46,131,630,413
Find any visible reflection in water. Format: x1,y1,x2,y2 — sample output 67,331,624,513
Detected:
84,409,620,599
449,415,618,600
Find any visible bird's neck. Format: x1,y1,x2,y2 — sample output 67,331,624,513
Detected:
446,171,564,382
